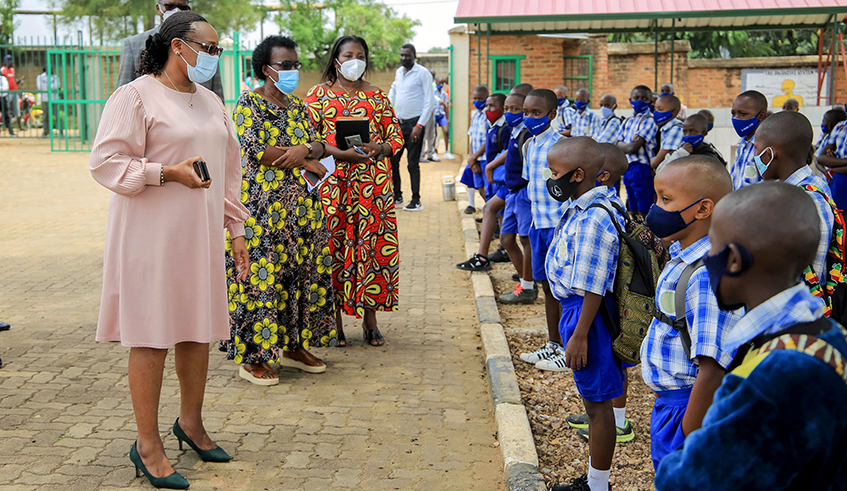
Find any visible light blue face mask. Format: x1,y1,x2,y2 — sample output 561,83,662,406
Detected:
179,40,219,84
270,67,299,94
754,146,775,179
599,106,614,119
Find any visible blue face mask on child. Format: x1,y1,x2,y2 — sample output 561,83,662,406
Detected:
436,84,443,91
631,99,650,114
645,198,704,239
600,106,614,119
732,116,760,137
574,100,588,111
524,115,550,136
557,97,567,107
681,134,705,148
822,124,829,135
653,110,674,125
754,146,775,178
270,67,299,94
473,100,486,111
703,243,754,311
504,111,523,128
707,122,714,132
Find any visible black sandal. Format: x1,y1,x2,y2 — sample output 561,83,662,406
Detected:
363,328,385,347
336,329,347,348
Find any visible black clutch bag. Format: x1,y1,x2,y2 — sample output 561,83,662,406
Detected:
336,117,370,150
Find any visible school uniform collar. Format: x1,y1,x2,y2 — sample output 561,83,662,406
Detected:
661,119,683,131
785,165,814,187
669,235,711,265
567,186,608,211
492,115,506,127
737,133,756,148
531,124,557,144
560,99,571,109
724,283,824,354
602,112,615,122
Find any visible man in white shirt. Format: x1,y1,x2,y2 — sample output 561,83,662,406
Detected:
388,43,434,212
36,66,62,136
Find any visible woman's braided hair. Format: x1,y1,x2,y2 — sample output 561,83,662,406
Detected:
139,11,208,76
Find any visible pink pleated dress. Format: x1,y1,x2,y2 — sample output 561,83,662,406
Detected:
89,75,250,348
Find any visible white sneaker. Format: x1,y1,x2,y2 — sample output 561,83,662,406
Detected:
535,351,570,372
444,152,456,160
429,153,441,162
519,341,561,364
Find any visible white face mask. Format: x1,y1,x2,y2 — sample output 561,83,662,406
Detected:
160,5,179,22
337,58,366,81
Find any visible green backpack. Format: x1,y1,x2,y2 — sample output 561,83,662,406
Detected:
590,203,663,365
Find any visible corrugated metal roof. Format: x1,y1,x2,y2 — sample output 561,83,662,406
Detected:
455,0,846,33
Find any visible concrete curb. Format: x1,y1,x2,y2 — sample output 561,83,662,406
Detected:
453,182,547,491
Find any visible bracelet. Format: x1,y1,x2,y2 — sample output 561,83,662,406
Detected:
160,165,165,186
304,143,313,159
415,124,423,129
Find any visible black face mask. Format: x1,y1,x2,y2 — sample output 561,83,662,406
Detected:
400,58,414,69
546,169,580,202
703,243,754,311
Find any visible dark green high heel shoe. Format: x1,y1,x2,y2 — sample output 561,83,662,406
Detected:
129,442,189,489
173,418,232,462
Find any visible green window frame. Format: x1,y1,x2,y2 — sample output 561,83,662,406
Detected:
562,55,593,96
489,55,525,94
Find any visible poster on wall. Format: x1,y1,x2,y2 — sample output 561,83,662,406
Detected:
741,68,830,108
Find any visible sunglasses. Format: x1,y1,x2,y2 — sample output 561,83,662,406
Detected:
268,61,302,71
181,38,224,57
160,3,191,11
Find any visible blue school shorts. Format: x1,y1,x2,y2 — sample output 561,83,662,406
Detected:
459,160,486,190
529,225,555,282
623,162,655,213
484,178,499,201
831,173,847,211
558,294,625,403
496,183,510,200
435,114,448,127
650,387,691,471
502,187,532,237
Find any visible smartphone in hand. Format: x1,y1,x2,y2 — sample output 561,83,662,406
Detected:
193,159,210,182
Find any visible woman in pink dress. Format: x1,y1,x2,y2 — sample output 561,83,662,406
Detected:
89,12,249,489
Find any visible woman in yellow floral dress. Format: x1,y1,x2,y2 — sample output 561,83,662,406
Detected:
226,35,336,386
305,36,403,347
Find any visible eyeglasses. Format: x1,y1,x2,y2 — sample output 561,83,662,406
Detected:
181,38,223,57
268,61,302,71
160,3,191,11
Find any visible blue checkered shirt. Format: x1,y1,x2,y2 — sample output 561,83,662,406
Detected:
729,135,759,190
617,112,658,165
469,108,490,162
785,166,834,279
640,236,742,392
829,120,847,158
723,283,825,354
660,119,684,151
571,108,602,138
434,88,448,117
605,186,626,211
556,100,573,132
522,125,565,229
545,186,623,300
593,115,622,144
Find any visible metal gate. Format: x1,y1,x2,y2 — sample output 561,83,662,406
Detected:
46,47,121,151
562,55,593,95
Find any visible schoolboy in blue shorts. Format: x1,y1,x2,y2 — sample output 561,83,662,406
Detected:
456,93,510,272
545,137,624,491
650,94,684,171
640,156,741,469
617,85,658,218
460,85,490,214
555,85,574,134
728,90,768,190
816,109,847,209
655,182,847,491
754,111,834,284
496,92,537,304
566,88,601,138
518,89,567,371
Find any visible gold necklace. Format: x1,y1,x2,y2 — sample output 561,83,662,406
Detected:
263,89,287,109
163,70,195,108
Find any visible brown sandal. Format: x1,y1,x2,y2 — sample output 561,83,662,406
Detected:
239,363,279,386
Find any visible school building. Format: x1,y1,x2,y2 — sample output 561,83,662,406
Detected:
447,0,847,160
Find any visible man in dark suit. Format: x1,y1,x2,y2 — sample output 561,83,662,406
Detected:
116,0,224,100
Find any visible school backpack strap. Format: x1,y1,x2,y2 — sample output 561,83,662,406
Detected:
801,184,847,324
654,258,705,360
728,318,847,385
495,124,511,151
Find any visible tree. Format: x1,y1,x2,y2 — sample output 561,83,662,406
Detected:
274,0,419,71
0,0,20,44
59,0,261,44
428,46,448,54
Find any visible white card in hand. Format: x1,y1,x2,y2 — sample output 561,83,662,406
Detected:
305,156,337,192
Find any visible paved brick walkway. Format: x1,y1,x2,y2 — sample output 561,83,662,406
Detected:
0,139,503,490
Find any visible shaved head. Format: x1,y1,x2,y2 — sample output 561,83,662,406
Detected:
660,155,733,202
737,90,768,114
656,94,681,113
600,94,617,107
598,143,628,185
684,113,709,134
756,111,814,170
712,181,819,279
511,83,534,96
548,137,605,177
527,88,559,113
661,83,674,94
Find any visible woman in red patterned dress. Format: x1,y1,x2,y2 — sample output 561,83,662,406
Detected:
305,36,403,347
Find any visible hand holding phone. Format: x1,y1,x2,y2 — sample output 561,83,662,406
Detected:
193,159,210,182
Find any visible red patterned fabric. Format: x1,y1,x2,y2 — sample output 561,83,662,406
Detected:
305,85,404,317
